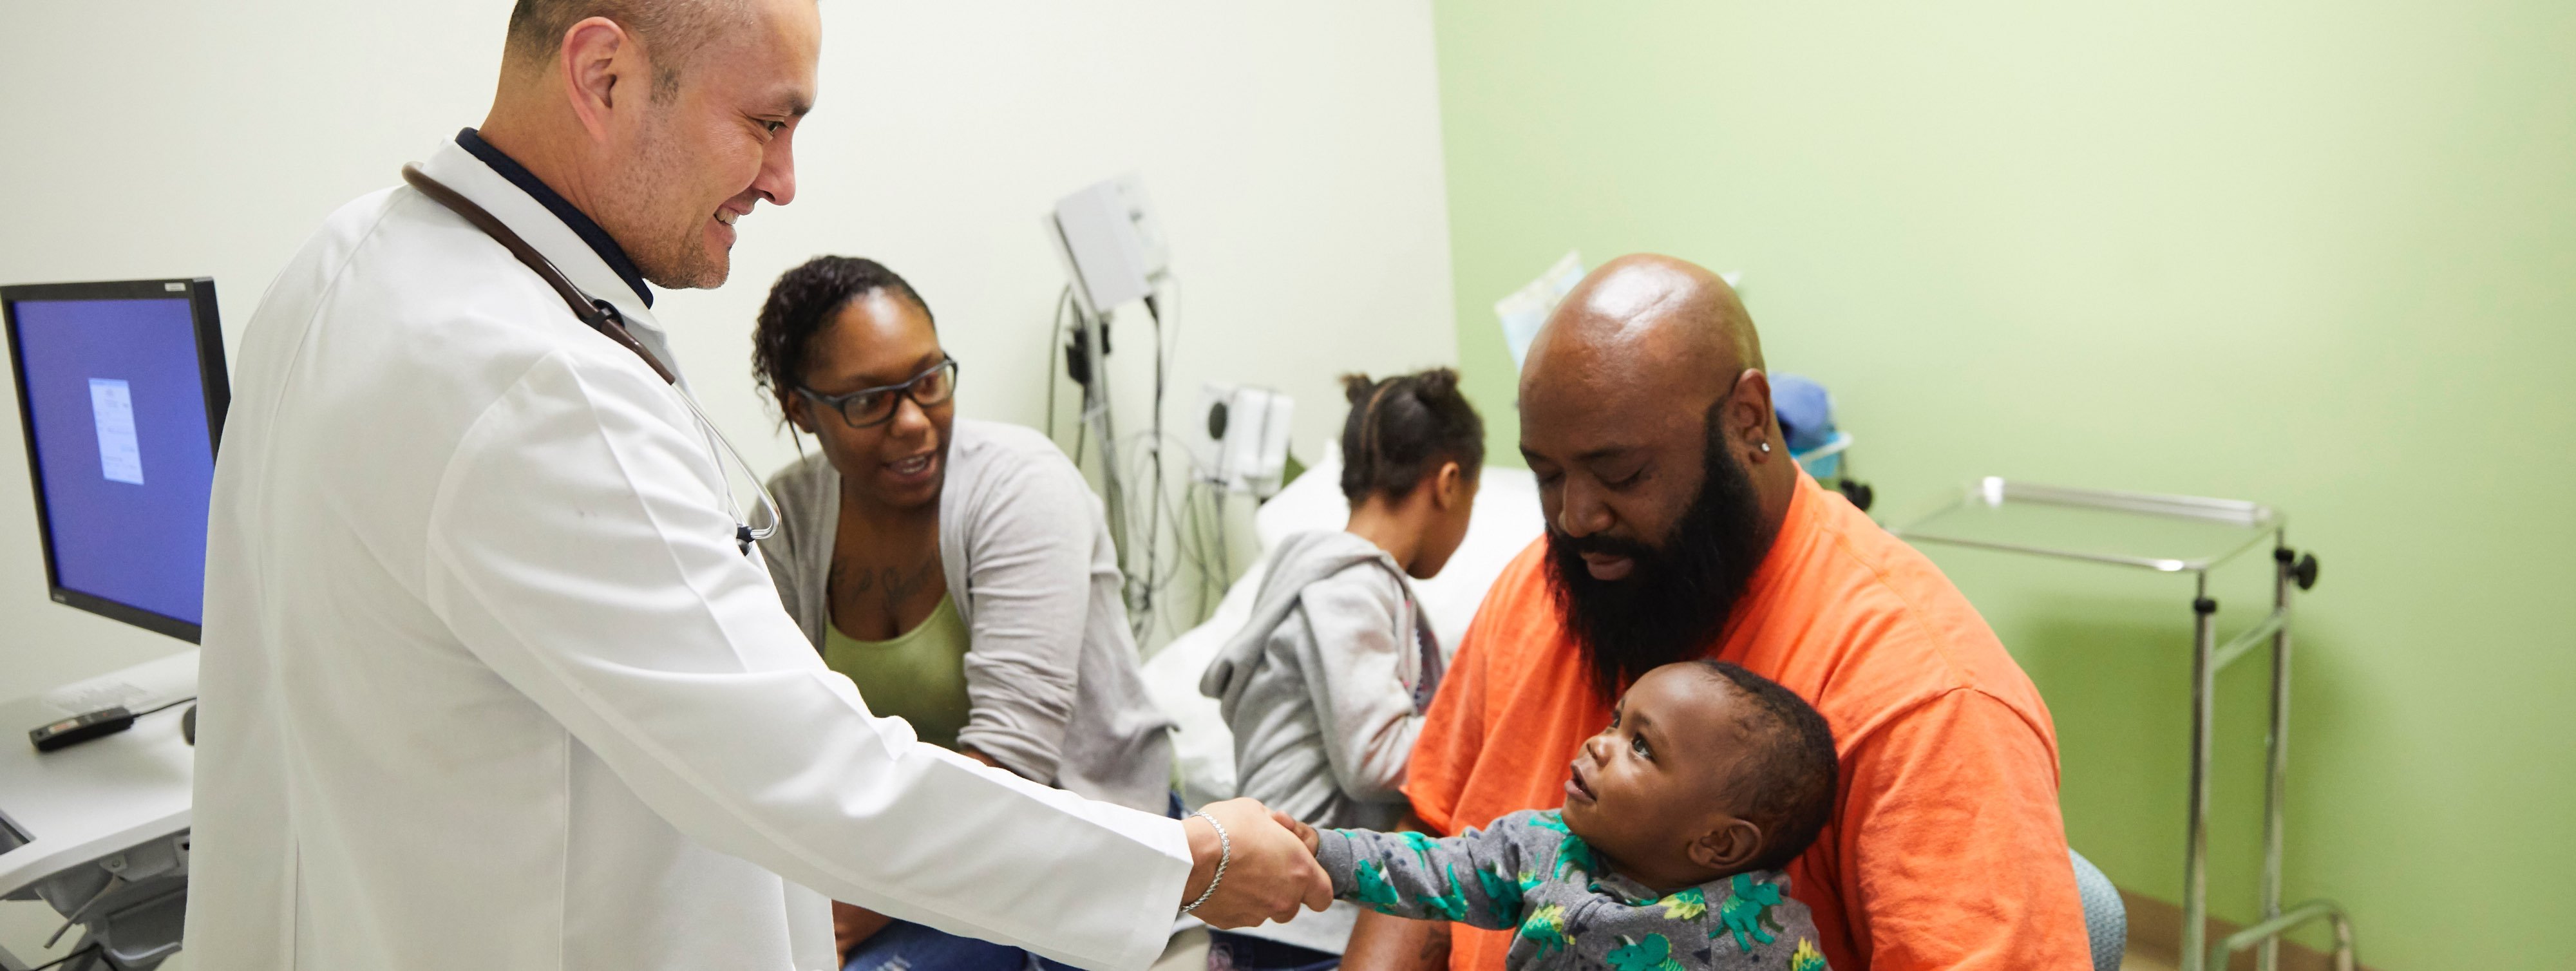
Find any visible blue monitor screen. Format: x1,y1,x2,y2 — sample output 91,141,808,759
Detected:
10,296,217,627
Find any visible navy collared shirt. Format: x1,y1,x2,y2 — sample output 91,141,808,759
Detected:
454,128,653,308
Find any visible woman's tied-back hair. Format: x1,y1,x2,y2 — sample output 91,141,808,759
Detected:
752,256,933,423
1337,368,1485,504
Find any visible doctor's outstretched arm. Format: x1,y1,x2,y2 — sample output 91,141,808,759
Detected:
421,352,1321,970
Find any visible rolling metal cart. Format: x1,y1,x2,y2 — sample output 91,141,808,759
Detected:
1897,478,2354,971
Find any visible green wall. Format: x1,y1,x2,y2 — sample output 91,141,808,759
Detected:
1428,3,2575,968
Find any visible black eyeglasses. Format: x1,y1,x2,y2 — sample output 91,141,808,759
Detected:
798,357,960,428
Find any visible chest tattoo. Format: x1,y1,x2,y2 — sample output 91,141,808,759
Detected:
831,554,942,619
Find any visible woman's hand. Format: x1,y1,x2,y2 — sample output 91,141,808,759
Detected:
1179,798,1332,929
832,901,893,961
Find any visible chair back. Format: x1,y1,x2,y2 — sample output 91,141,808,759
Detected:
2070,849,2126,971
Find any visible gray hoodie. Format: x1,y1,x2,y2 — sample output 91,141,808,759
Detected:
1197,530,1446,952
1202,530,1444,829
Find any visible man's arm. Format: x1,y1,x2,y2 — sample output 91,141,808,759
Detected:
1837,690,2091,970
1350,550,1528,971
1344,911,1452,971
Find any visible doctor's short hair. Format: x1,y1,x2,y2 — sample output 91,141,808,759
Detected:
752,256,935,412
1337,368,1484,505
1685,660,1839,873
503,0,754,100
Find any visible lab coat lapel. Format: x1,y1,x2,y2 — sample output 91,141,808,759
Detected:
412,139,685,386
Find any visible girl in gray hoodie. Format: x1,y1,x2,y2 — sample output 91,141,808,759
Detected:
1199,369,1484,968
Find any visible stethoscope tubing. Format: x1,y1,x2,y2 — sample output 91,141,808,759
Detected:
676,382,784,546
400,164,779,551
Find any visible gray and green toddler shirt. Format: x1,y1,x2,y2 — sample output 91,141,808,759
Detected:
1317,810,1829,971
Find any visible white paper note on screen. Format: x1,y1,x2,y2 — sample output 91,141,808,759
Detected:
90,378,143,485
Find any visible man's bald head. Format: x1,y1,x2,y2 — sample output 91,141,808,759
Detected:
1522,253,1763,408
1517,254,1799,699
504,0,754,102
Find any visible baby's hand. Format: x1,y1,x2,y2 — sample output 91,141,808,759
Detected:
1269,809,1319,856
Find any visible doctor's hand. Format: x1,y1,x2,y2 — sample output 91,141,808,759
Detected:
1180,798,1333,929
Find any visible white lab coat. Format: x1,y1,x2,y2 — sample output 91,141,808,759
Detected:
184,138,1191,971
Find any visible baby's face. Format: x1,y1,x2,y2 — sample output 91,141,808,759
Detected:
1560,665,1756,890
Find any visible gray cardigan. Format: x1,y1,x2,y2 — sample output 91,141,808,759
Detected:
759,419,1175,814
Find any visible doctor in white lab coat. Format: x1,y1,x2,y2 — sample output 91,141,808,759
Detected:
184,3,1327,970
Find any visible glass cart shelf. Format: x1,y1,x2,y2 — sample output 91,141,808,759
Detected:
1897,478,2351,971
1898,478,2279,572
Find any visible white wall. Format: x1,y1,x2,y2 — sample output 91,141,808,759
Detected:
0,1,1457,712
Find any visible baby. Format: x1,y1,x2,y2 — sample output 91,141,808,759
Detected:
1287,661,1839,970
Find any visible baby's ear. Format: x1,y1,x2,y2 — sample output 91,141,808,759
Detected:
1690,817,1763,873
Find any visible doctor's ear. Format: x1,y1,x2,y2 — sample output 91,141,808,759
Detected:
558,17,634,138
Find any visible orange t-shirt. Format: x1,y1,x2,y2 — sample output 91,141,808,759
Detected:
1404,473,2090,971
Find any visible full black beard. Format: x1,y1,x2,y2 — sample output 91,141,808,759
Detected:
1545,419,1772,703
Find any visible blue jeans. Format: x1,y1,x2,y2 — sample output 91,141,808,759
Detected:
1204,930,1340,971
842,918,1079,971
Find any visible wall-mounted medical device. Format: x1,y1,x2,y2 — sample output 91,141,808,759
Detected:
1046,174,1169,320
1189,383,1294,499
1043,174,1180,635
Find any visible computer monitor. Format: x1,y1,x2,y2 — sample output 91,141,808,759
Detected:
1,278,227,643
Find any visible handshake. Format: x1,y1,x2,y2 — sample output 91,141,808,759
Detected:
1173,798,1331,929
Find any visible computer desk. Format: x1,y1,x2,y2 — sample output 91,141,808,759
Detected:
0,650,195,970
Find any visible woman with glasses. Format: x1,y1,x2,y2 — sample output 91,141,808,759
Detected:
750,256,1175,971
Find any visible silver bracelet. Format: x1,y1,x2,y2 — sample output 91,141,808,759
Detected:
1179,810,1230,916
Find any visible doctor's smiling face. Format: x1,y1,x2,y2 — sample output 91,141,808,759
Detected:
618,0,819,288
516,0,821,290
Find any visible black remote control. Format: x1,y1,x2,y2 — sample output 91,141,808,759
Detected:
30,706,136,752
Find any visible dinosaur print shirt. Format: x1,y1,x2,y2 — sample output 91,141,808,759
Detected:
1317,811,1829,971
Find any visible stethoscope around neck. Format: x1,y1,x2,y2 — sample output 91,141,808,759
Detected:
402,165,781,554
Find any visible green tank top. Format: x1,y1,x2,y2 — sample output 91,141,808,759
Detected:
822,593,973,751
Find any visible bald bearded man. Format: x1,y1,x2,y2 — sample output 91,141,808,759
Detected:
1342,256,2089,971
